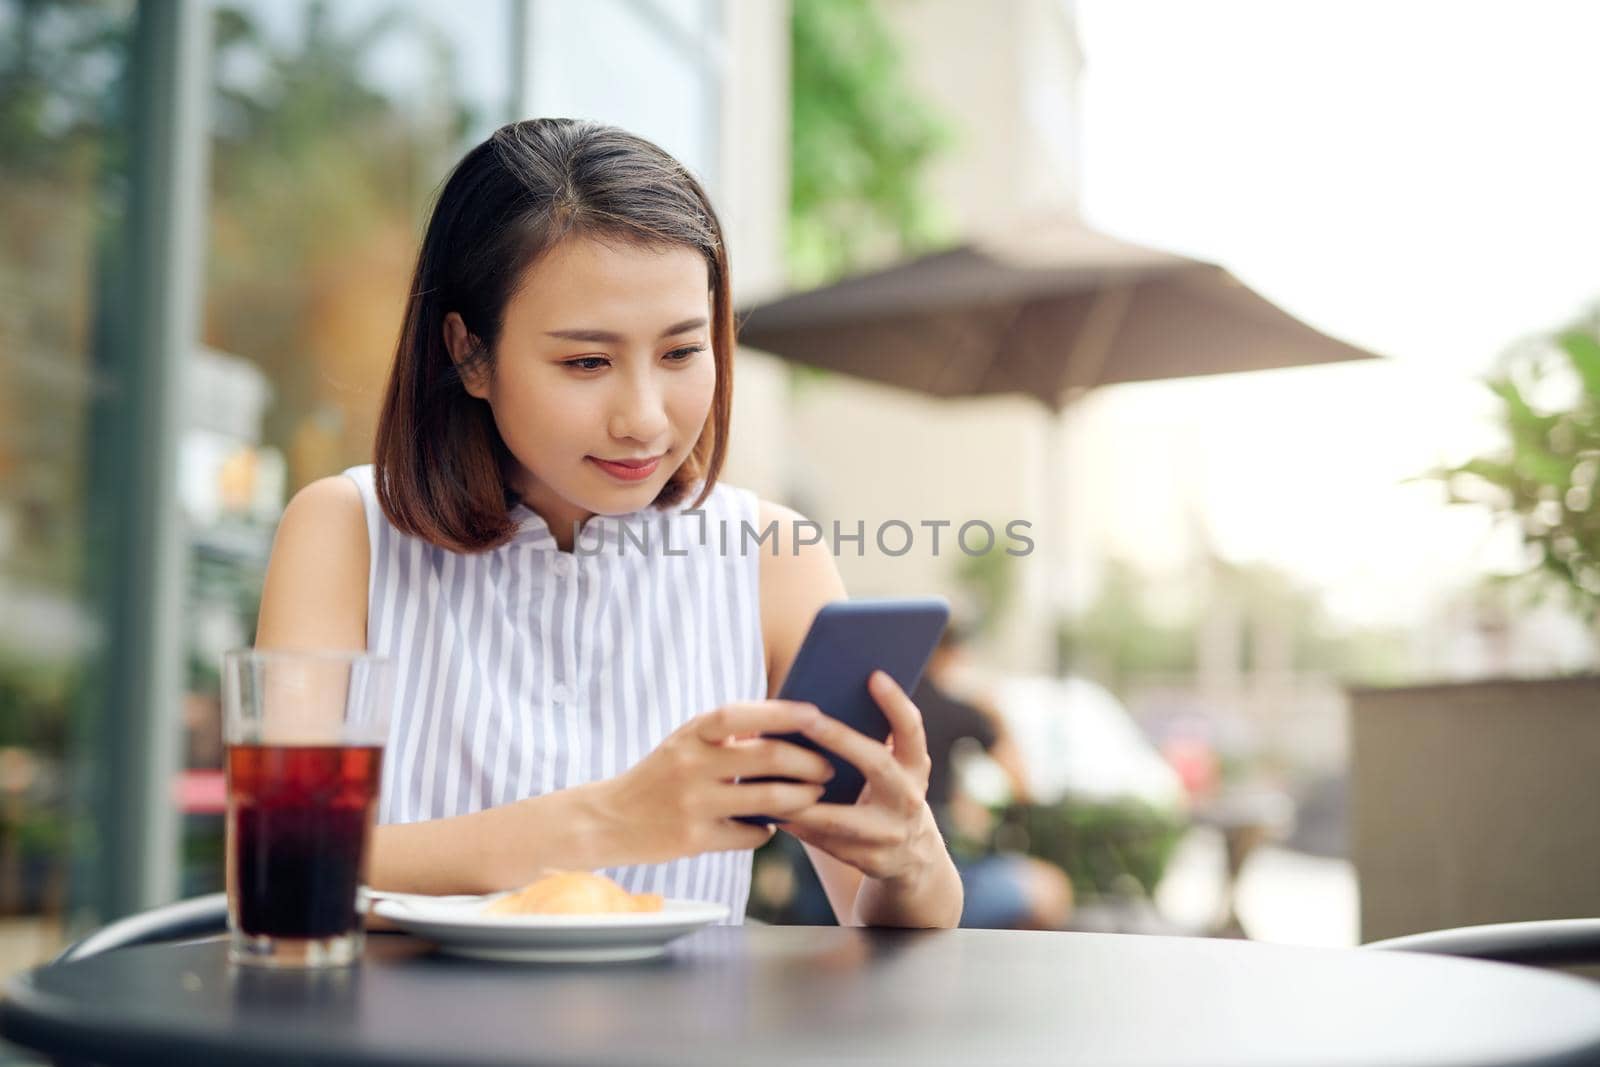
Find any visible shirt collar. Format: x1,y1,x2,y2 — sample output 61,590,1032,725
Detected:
508,482,706,553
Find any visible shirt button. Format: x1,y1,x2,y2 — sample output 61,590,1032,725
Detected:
552,555,573,576
551,683,571,704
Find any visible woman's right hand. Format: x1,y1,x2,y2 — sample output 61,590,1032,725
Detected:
591,701,837,865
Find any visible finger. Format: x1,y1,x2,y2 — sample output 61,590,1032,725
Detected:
783,820,904,882
712,737,835,785
783,802,900,847
707,819,777,853
713,780,826,820
796,712,911,804
868,671,930,773
692,701,820,744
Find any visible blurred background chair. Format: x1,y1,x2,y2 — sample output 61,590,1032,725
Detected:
1365,917,1600,982
52,893,227,965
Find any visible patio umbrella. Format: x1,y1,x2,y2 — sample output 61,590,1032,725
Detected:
736,215,1377,410
735,216,1381,668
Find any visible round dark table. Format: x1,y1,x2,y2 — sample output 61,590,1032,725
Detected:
4,926,1600,1066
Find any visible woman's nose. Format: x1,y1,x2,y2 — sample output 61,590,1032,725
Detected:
608,373,670,443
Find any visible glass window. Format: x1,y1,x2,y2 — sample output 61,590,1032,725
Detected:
180,0,515,895
0,0,137,973
526,0,721,193
642,0,719,41
0,0,728,967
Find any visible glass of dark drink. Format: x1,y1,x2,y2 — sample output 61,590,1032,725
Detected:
222,649,393,968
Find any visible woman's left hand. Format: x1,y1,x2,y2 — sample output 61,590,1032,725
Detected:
780,671,946,886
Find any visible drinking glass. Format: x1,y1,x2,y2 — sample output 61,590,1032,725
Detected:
222,649,393,968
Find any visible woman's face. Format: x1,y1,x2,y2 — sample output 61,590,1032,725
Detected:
447,235,715,543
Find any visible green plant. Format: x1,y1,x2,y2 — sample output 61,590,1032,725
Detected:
1057,556,1414,690
1000,799,1185,901
0,653,77,752
1056,560,1195,686
788,0,952,288
1435,311,1600,618
951,531,1018,639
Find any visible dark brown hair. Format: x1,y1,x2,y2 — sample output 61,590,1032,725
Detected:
374,118,734,552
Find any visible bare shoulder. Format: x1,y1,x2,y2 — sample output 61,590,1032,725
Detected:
255,475,371,649
757,498,847,697
283,473,366,526
275,475,369,569
755,497,842,588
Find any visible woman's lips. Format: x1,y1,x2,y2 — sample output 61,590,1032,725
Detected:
588,455,663,482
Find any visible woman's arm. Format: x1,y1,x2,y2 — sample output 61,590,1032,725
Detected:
371,699,830,894
255,477,607,893
758,500,962,928
255,481,830,894
254,476,371,651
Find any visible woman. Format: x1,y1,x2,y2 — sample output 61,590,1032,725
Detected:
254,118,961,928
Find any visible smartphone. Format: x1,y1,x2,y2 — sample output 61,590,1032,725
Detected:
734,596,950,826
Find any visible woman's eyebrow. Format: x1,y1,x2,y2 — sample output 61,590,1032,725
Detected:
545,317,708,343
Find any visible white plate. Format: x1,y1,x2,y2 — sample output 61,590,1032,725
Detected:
371,893,729,963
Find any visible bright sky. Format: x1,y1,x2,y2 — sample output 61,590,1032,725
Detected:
1064,0,1600,629
1076,0,1600,372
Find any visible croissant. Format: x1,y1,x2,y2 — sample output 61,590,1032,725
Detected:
483,870,665,915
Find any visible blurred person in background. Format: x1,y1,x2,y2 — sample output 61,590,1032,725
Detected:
914,624,1074,930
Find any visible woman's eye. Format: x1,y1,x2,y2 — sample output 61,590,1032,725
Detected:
563,347,701,371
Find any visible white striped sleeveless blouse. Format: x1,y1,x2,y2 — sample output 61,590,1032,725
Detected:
344,464,769,921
